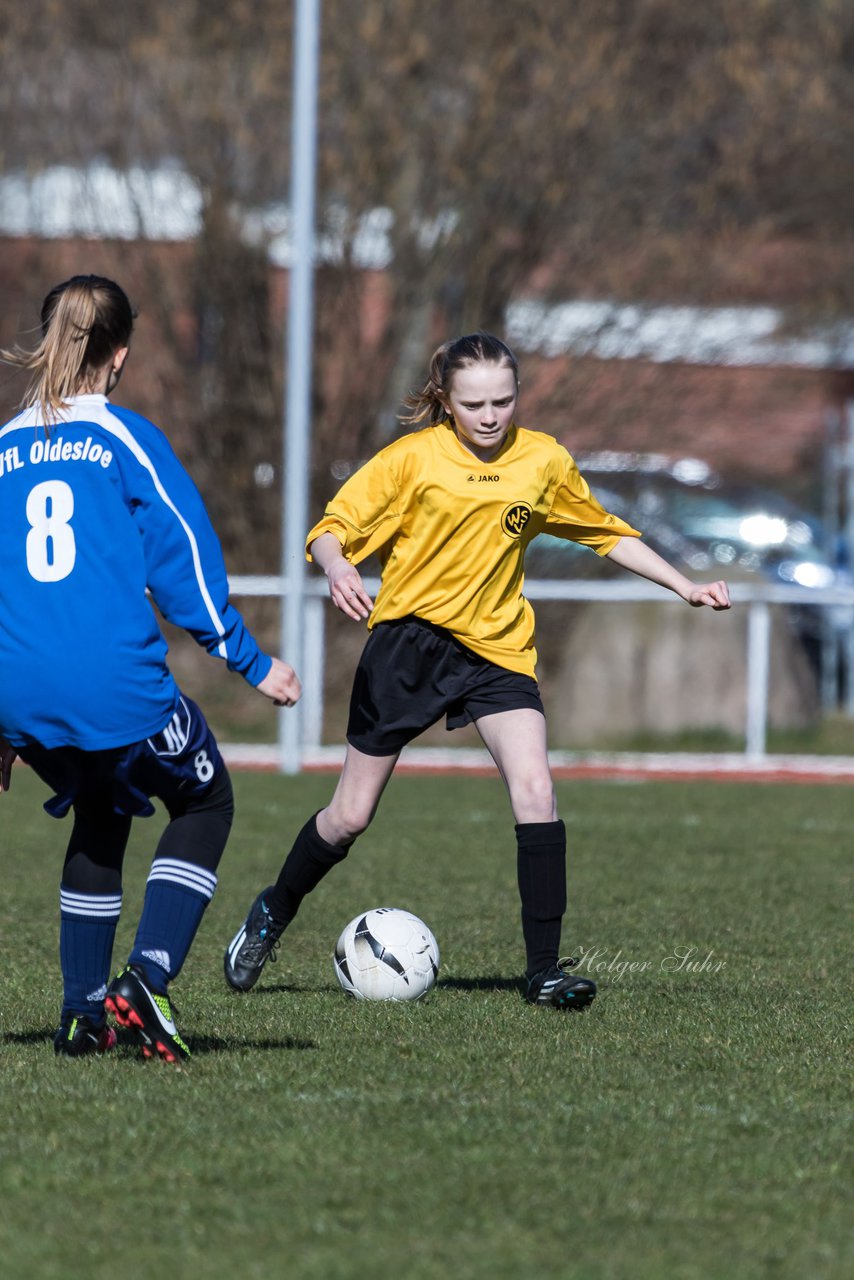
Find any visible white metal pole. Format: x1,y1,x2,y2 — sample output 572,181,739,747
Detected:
745,600,771,759
821,410,841,710
279,0,321,774
302,593,326,752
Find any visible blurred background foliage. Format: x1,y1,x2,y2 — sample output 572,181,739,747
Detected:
1,0,854,568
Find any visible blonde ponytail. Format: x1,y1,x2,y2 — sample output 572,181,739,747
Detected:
399,342,454,425
1,275,135,427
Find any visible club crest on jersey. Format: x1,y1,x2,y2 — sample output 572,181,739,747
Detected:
501,502,533,538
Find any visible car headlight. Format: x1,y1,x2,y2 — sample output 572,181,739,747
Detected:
739,514,789,546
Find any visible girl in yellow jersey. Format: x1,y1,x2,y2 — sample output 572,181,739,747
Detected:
225,333,731,1008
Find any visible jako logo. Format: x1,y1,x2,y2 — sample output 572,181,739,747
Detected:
501,502,533,537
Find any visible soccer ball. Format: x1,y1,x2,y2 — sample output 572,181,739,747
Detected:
333,908,440,1002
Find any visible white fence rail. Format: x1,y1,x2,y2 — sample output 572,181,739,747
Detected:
228,574,854,772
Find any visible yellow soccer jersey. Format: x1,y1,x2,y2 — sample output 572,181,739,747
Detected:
306,420,641,677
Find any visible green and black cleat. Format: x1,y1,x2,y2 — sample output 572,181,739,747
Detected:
106,965,190,1062
54,1013,117,1057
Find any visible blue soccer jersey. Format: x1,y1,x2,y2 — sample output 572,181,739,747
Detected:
0,394,272,750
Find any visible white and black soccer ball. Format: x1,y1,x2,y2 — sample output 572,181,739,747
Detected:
333,908,440,1002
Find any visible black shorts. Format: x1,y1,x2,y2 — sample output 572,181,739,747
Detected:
18,694,225,820
346,617,544,756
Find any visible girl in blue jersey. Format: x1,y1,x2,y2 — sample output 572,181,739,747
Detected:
0,274,301,1061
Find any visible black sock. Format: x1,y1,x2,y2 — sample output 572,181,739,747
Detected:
516,820,567,979
266,813,351,926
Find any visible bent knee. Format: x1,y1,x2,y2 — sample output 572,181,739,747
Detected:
508,773,556,824
323,798,375,845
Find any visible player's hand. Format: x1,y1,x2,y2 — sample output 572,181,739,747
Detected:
256,658,302,707
687,580,731,610
0,737,17,793
326,560,373,621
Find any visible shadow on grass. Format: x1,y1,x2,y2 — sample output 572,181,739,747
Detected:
3,1027,317,1054
189,1033,317,1053
245,976,526,1000
438,975,524,994
242,982,315,996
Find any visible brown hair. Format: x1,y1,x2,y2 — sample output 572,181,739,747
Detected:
1,274,135,425
400,331,520,425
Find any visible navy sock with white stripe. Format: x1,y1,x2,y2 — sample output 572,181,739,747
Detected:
129,858,217,993
59,886,122,1020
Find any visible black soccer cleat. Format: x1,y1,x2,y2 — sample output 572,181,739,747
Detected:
525,957,597,1010
54,1013,117,1057
106,965,190,1062
223,887,284,992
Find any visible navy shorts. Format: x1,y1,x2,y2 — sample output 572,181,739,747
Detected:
19,694,225,820
346,617,544,756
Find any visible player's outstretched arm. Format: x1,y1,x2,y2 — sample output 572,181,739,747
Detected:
606,537,731,610
0,737,17,793
311,531,374,621
255,657,302,707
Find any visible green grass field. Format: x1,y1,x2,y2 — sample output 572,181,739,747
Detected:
1,769,850,1280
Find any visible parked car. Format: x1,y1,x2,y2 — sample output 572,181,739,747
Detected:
527,451,836,593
